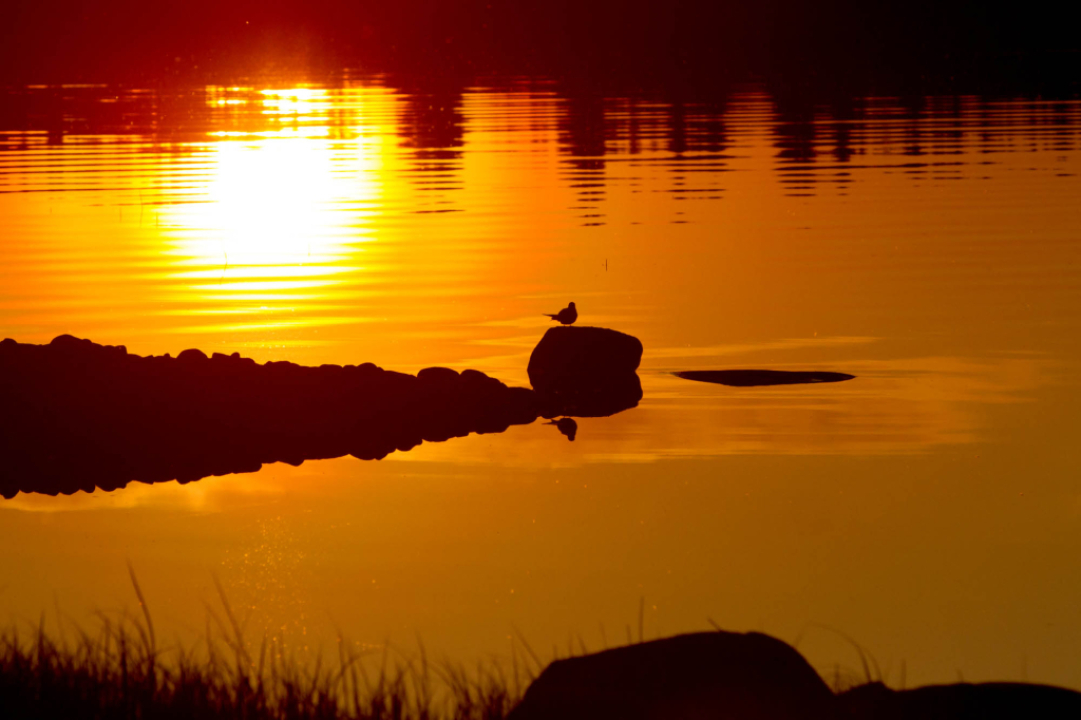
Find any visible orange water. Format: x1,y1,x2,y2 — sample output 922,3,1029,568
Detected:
2,80,1080,688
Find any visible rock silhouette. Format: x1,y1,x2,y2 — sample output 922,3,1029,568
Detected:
0,334,640,498
675,370,855,387
528,326,643,415
509,630,1081,720
529,327,642,388
839,679,1081,719
508,631,836,720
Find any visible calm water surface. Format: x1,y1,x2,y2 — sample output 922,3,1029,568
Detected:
2,78,1080,688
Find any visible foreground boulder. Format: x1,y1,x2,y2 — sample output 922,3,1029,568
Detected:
839,680,1081,719
0,335,639,497
509,629,1081,720
508,631,836,720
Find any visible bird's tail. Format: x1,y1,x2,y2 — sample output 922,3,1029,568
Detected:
542,314,556,319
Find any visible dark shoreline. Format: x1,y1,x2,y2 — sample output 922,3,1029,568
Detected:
0,334,640,498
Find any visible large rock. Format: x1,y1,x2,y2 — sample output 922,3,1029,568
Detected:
527,326,644,417
527,326,643,392
508,631,837,720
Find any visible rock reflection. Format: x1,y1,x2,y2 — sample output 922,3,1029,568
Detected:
0,335,640,498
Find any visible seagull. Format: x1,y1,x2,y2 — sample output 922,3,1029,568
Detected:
544,301,577,325
545,417,578,441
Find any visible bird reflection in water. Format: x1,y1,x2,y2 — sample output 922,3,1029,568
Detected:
545,417,578,441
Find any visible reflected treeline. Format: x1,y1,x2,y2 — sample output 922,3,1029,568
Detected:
1,80,1079,202
398,82,465,158
396,79,466,208
766,92,1081,197
0,335,640,498
560,90,609,225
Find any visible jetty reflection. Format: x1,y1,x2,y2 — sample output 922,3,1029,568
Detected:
0,335,641,498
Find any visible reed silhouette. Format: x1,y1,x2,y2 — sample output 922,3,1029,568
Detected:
3,574,1080,720
0,573,518,720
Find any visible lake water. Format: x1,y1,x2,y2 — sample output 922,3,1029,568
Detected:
1,78,1080,689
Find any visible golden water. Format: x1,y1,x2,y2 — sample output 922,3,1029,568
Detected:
2,80,1080,688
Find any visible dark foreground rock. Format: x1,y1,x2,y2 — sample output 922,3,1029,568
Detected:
509,629,1081,720
0,335,639,497
527,326,643,414
508,631,836,720
839,680,1081,719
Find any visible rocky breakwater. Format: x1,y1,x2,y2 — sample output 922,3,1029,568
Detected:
527,326,643,417
0,329,645,497
0,336,539,497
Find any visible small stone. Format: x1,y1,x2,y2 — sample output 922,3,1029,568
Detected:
417,366,460,388
177,348,208,362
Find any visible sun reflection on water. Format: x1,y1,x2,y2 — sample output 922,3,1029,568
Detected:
159,87,392,338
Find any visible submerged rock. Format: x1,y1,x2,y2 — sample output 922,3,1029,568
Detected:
675,370,855,387
508,631,836,720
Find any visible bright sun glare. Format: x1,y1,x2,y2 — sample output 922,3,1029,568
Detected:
158,87,389,333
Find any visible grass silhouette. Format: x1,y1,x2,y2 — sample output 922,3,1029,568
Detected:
0,570,519,720
1,574,925,719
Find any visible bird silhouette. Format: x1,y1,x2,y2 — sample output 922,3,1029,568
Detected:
544,301,577,325
545,417,578,441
